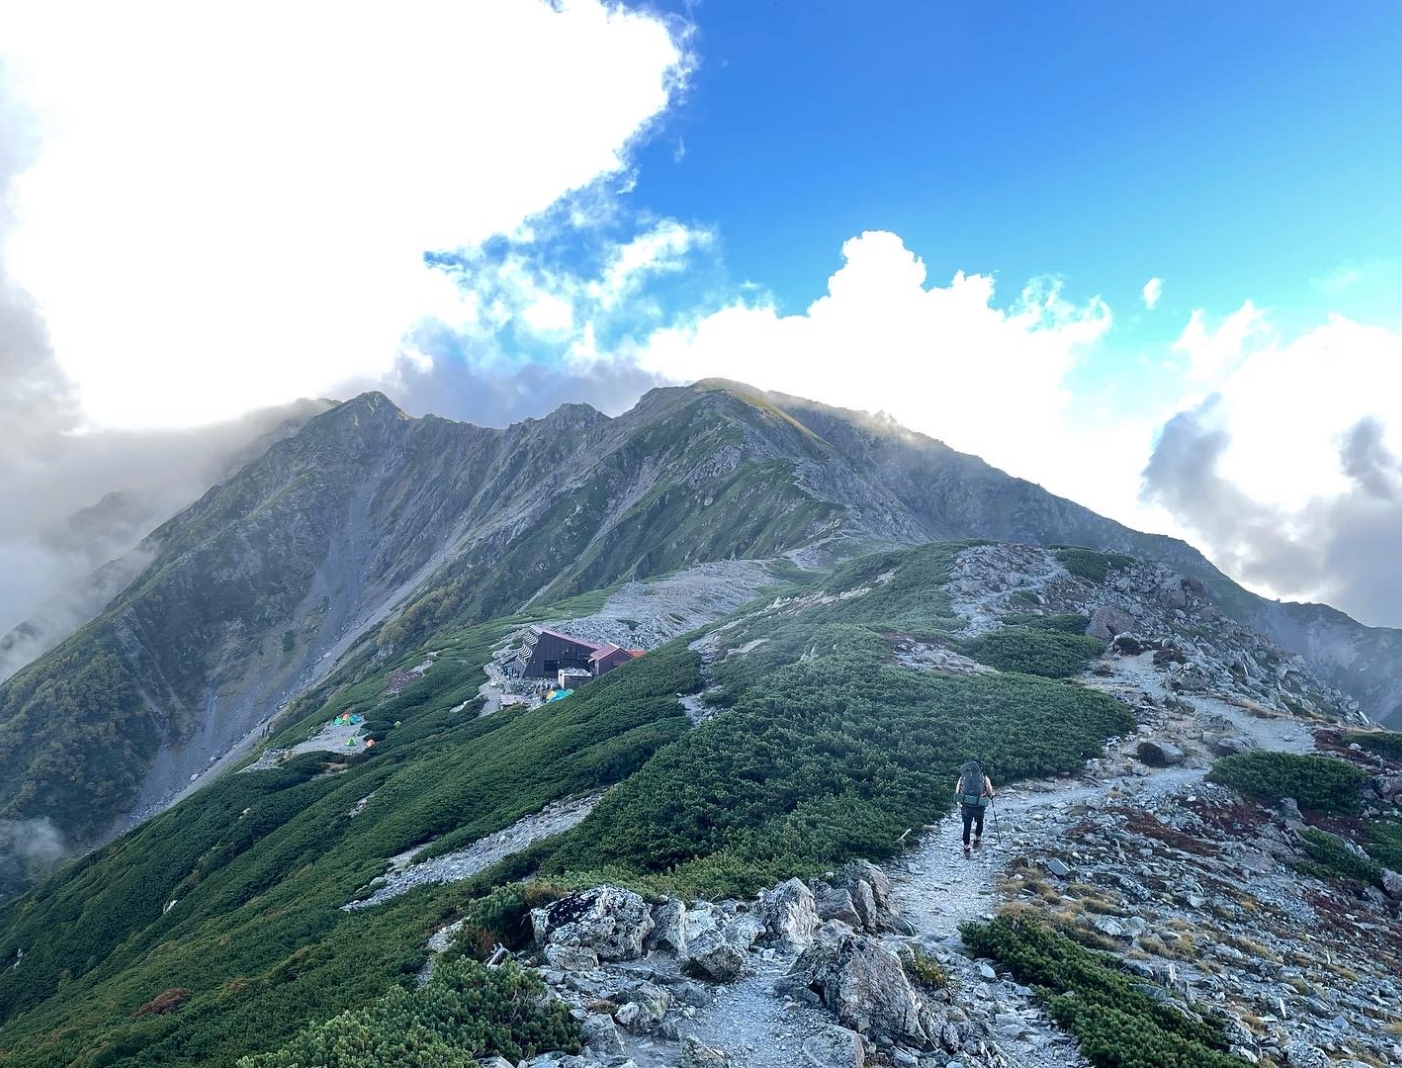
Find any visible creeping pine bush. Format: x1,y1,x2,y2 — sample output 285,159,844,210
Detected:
959,629,1106,678
960,915,1243,1068
236,959,579,1068
1054,547,1135,583
1207,751,1368,814
1343,729,1402,762
1296,828,1383,887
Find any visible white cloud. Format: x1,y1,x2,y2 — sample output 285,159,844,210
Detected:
1143,303,1402,623
1172,300,1268,383
1142,277,1163,309
1169,306,1402,509
0,0,689,429
630,231,1113,494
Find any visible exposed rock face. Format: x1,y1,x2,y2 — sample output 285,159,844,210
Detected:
759,877,820,951
780,925,927,1047
531,886,653,962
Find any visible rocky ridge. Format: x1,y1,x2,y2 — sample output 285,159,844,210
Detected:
403,544,1398,1068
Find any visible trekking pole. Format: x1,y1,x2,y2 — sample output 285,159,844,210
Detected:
990,799,1003,845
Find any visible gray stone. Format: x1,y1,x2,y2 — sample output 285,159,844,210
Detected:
1046,858,1070,878
1086,605,1135,641
532,886,654,962
1135,739,1186,767
681,1036,730,1068
645,897,687,955
544,944,601,971
800,1025,867,1068
722,912,767,952
779,927,926,1047
814,883,863,927
615,981,670,1032
1381,868,1402,900
684,930,746,982
581,1013,624,1055
760,877,820,951
1280,1039,1331,1068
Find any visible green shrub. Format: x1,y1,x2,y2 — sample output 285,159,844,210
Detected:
999,612,1091,635
1296,828,1383,886
236,959,579,1068
905,949,950,990
960,915,1242,1068
550,640,1132,894
1344,730,1402,761
1208,752,1368,814
1055,548,1135,583
960,629,1106,678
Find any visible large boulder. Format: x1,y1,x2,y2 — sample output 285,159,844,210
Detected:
684,929,746,982
645,897,687,955
832,861,903,932
759,878,820,951
1135,739,1186,767
1381,869,1402,901
580,1013,624,1056
812,883,862,927
778,926,927,1048
531,886,654,962
801,1026,867,1068
1086,606,1136,641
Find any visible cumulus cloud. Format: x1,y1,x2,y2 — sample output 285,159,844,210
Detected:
631,230,1113,492
1143,305,1402,626
1142,277,1163,310
0,0,690,429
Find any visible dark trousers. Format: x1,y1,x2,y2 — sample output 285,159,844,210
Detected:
961,803,985,845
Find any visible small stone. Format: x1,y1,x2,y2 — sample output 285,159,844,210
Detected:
1046,858,1070,878
978,962,997,980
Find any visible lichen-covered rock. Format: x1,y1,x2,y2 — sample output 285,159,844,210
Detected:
759,877,819,951
832,861,901,932
531,885,654,962
778,925,926,1047
544,944,600,971
615,981,670,1033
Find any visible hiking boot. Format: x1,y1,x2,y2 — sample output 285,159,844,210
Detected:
962,843,972,854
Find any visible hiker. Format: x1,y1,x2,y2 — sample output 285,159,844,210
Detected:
954,760,995,852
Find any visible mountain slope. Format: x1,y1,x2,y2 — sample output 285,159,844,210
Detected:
3,380,1400,893
0,537,1391,1067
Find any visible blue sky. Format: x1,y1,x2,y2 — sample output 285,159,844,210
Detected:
5,1,1402,626
634,2,1402,337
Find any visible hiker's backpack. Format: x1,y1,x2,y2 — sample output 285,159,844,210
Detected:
957,761,988,807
